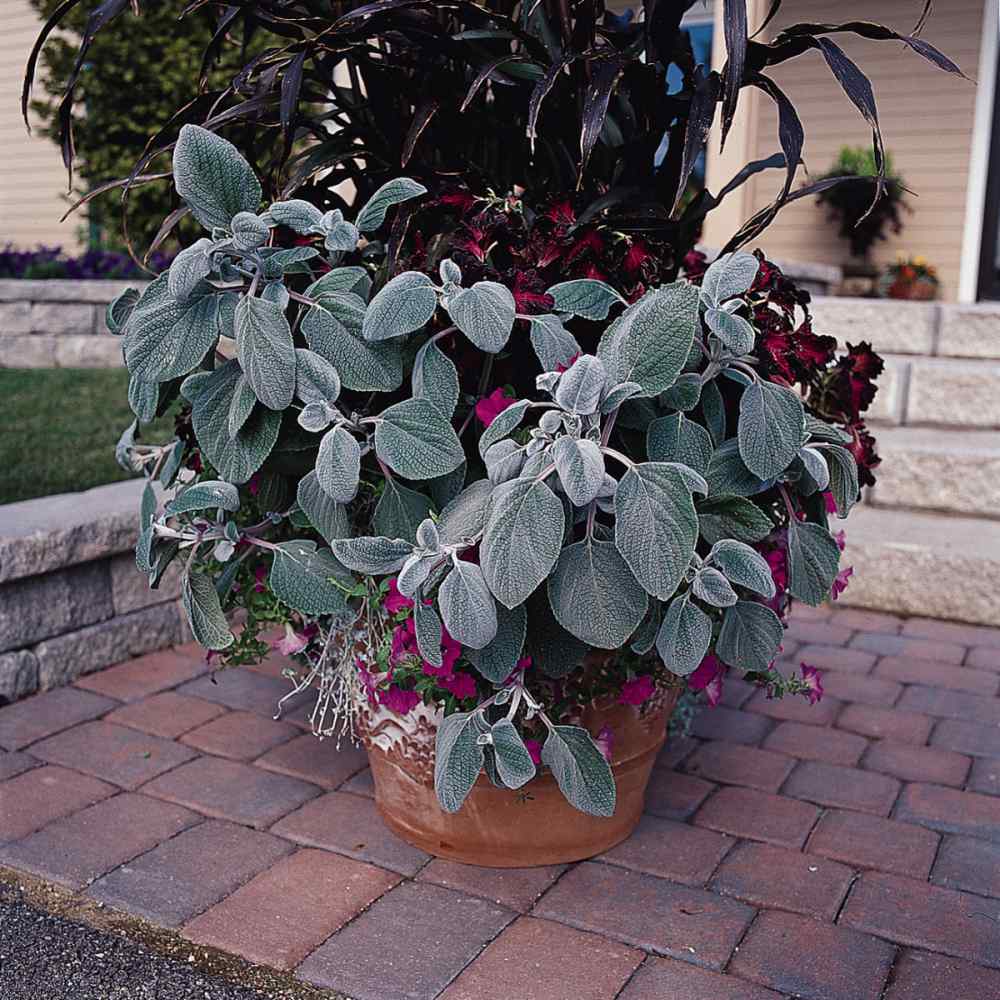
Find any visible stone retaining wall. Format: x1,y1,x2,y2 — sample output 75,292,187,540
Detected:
0,279,147,368
0,479,187,703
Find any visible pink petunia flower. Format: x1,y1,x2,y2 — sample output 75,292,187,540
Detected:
618,675,656,706
832,565,853,600
800,663,824,705
596,725,615,763
525,738,543,765
688,654,726,707
383,577,414,615
272,624,309,657
475,387,517,427
441,672,477,701
380,685,421,716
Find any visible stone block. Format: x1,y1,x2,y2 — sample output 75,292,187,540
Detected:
34,602,185,689
54,335,122,368
869,428,1000,517
0,560,113,653
109,550,180,615
0,479,148,584
0,651,39,704
809,296,937,356
840,506,1000,627
0,279,148,304
906,357,1000,428
0,300,32,334
30,301,97,336
0,334,59,367
937,302,1000,359
865,355,908,424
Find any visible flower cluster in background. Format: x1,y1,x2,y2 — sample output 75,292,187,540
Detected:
0,244,172,281
881,254,939,300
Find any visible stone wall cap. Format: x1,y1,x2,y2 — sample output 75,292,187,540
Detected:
0,479,160,584
0,278,152,304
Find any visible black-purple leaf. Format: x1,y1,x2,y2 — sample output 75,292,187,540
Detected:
280,50,307,156
579,53,629,177
461,55,529,113
672,67,720,215
720,0,748,149
402,100,439,166
528,55,574,153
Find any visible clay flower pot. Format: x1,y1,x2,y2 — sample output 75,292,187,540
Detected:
357,686,680,868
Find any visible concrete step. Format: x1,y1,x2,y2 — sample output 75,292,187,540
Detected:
869,355,1000,429
810,296,1000,361
868,427,1000,518
841,506,1000,627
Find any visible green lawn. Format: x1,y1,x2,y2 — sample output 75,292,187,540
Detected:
0,369,176,506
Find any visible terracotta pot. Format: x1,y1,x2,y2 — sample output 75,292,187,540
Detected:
358,686,680,868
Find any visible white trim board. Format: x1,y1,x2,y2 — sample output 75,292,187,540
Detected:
959,0,999,303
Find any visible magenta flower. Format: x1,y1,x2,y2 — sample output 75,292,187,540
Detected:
525,738,543,765
832,565,854,600
834,529,847,552
800,663,824,704
380,685,421,715
475,387,517,427
383,577,413,615
688,654,726,707
596,725,615,763
823,490,838,514
618,675,656,706
441,672,477,701
271,624,309,657
357,658,379,707
253,564,268,593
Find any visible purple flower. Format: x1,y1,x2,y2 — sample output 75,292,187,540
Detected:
618,675,655,706
800,663,824,705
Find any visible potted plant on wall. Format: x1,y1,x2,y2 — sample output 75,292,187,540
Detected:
31,0,959,867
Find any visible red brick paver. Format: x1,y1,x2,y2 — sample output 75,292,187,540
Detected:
783,760,901,816
709,841,853,920
142,755,318,830
87,819,293,927
0,765,114,842
180,710,298,761
0,688,116,751
693,786,820,848
439,916,643,1000
533,862,754,970
729,909,895,1000
417,859,567,912
272,790,431,875
253,732,368,789
683,741,794,792
763,719,868,765
29,720,197,790
105,691,226,739
842,872,1000,968
4,611,1000,998
807,809,940,879
296,881,513,1000
183,848,399,970
618,957,784,999
895,782,1000,841
0,793,198,889
886,950,1000,998
75,649,208,702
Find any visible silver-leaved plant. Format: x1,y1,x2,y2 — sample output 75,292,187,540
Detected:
114,125,861,816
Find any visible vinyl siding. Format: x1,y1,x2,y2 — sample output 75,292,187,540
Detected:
1,1,82,250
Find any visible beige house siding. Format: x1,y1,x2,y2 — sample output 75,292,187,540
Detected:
702,0,985,301
1,0,81,251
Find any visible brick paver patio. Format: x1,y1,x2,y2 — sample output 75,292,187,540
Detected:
3,604,1000,998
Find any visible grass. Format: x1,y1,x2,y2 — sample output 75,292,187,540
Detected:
0,369,176,506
